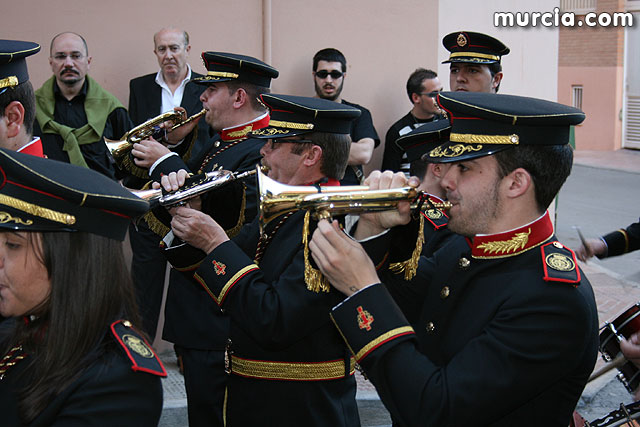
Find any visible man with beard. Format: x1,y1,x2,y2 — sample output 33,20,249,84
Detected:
312,48,379,185
33,32,132,179
443,31,509,93
310,92,599,426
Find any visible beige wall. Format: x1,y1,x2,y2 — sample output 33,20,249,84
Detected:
438,0,560,100
8,0,559,170
558,65,624,150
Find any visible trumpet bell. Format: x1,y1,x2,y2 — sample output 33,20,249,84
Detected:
105,109,206,163
256,166,449,233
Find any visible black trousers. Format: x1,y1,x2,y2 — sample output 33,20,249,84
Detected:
175,346,227,427
129,221,167,339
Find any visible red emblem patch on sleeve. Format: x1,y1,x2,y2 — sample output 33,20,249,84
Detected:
212,260,226,276
357,306,374,331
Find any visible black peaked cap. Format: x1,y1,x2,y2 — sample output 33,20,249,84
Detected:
426,92,585,163
395,120,451,163
0,40,40,93
0,149,149,240
250,94,361,139
442,31,510,64
192,51,279,88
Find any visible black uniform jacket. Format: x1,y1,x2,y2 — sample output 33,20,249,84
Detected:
601,218,640,258
157,133,264,350
332,211,599,427
193,210,360,426
0,320,164,426
380,197,455,321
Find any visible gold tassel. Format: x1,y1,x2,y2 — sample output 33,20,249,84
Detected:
388,214,424,280
302,211,330,293
224,185,246,238
119,153,151,179
142,210,171,237
181,127,198,163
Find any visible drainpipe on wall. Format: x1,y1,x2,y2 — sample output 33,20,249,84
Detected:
263,0,272,65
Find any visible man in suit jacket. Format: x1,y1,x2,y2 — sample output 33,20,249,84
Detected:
126,27,208,340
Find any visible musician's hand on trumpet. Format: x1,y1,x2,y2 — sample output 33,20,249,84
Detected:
160,169,224,253
353,170,419,240
310,219,380,297
131,138,172,169
158,106,203,145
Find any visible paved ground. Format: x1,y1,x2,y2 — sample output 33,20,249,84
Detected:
157,149,640,426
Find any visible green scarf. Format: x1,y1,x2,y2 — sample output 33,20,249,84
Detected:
35,76,124,168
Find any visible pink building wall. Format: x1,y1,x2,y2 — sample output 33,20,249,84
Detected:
6,0,560,169
558,66,624,150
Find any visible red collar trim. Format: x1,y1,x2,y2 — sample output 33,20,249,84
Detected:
304,178,341,187
17,137,44,158
471,211,554,259
320,178,340,187
220,112,270,142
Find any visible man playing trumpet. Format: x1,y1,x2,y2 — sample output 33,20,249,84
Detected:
145,52,278,427
310,92,599,426
161,94,363,426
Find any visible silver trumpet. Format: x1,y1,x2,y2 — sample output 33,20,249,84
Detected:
131,168,257,209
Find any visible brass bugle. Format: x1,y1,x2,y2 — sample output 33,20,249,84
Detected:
257,165,451,233
105,109,206,162
132,167,257,209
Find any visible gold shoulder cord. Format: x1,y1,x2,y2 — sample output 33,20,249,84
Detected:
302,211,330,293
389,214,425,280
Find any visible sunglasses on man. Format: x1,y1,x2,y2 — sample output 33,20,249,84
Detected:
315,70,344,79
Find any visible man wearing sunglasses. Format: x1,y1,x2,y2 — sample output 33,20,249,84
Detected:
161,94,363,425
312,48,379,186
381,68,444,177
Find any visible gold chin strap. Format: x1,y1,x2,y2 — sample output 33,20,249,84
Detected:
302,211,330,293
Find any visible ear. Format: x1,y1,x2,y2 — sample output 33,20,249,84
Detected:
3,101,25,139
185,44,191,54
503,167,532,199
87,55,92,69
232,88,248,109
411,92,420,104
429,162,442,178
491,71,503,91
302,144,323,167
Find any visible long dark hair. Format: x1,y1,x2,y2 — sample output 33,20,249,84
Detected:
1,231,140,423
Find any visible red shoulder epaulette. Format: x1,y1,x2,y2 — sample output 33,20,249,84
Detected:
421,208,449,230
540,241,581,285
110,320,167,377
